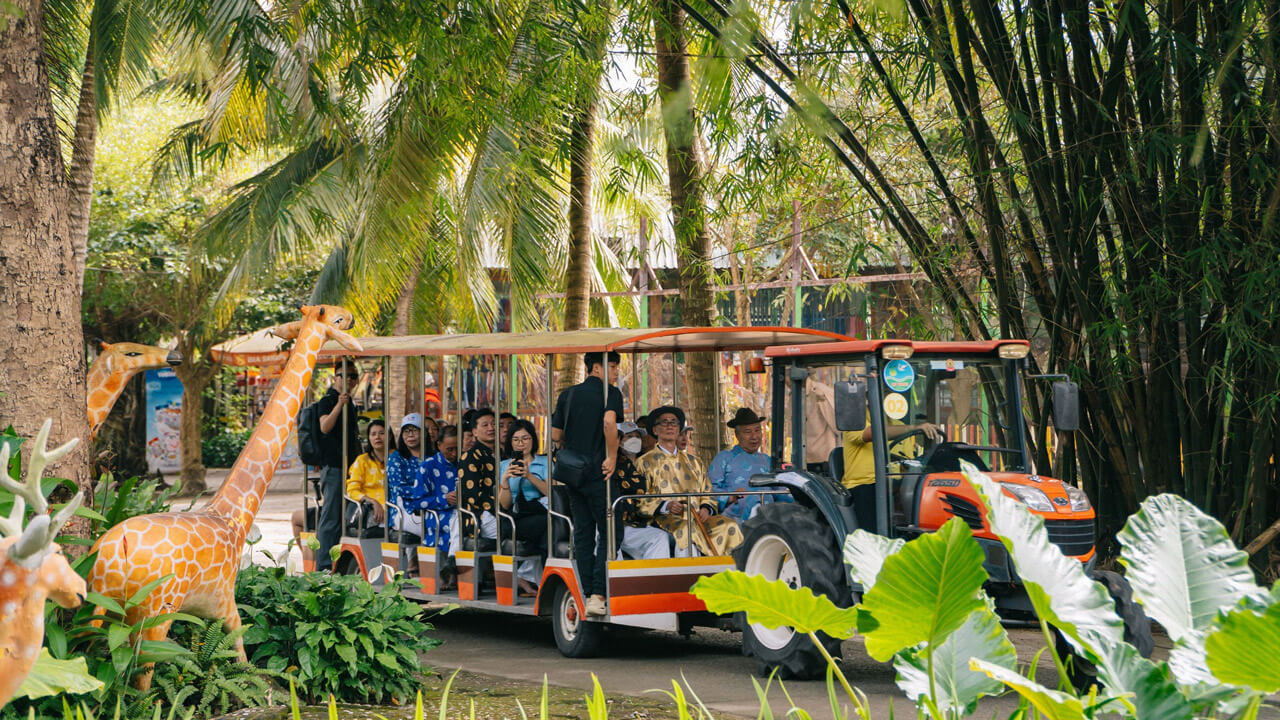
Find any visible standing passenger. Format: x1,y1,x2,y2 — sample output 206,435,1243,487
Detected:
313,363,362,571
551,351,623,617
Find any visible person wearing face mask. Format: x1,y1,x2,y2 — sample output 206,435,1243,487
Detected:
635,406,742,557
611,421,671,560
707,408,771,524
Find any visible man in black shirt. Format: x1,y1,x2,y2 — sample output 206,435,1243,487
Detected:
458,408,498,548
313,363,362,571
551,351,623,616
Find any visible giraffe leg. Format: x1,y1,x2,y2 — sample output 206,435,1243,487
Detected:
219,591,247,662
130,617,174,691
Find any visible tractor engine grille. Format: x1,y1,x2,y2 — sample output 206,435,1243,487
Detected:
1043,519,1096,557
941,495,985,531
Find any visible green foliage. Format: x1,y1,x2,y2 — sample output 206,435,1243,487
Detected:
857,517,987,662
1204,603,1280,693
200,429,251,468
13,651,104,701
85,474,179,540
153,619,283,718
235,565,439,704
691,570,859,638
892,600,1016,718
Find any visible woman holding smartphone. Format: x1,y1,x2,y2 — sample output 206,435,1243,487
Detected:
498,419,548,596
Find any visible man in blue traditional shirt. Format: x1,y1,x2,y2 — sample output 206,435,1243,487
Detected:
708,408,771,523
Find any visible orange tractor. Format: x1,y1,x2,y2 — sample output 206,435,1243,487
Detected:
738,339,1151,678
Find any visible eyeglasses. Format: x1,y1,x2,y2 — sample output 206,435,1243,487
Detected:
654,419,681,427
344,374,360,380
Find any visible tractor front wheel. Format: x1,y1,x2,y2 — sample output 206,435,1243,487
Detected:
734,503,851,680
1055,569,1154,691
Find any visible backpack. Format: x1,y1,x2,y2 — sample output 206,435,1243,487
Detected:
296,402,326,466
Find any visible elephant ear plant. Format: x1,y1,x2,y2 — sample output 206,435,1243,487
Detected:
693,462,1280,719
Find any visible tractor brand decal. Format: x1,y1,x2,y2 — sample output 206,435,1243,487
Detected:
883,359,915,392
929,478,961,487
883,392,909,420
1053,496,1069,506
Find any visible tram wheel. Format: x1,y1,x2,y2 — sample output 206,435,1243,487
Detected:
551,582,602,658
734,503,850,680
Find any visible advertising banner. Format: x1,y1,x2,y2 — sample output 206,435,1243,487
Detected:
145,368,184,473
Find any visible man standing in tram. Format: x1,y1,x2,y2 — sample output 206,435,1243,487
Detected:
551,351,623,618
313,363,362,571
636,406,743,557
707,408,771,523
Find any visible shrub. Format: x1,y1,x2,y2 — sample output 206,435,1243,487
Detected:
235,566,440,704
155,619,284,719
201,429,251,468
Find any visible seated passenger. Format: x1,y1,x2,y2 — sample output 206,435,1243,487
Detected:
636,406,742,557
499,419,549,597
386,413,427,539
345,419,389,536
612,422,671,560
708,408,771,523
409,425,460,557
458,408,499,547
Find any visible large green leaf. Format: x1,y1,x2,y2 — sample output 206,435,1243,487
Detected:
893,599,1017,717
858,517,987,662
14,649,105,699
843,529,904,591
962,463,1192,720
1117,494,1265,642
969,659,1087,720
691,570,859,638
1204,603,1280,692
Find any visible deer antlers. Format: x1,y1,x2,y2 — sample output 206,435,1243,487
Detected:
0,419,82,569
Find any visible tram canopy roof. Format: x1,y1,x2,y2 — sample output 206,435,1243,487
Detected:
764,338,1031,359
324,326,850,358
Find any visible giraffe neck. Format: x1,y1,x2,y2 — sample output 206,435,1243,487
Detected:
208,323,327,544
86,361,129,439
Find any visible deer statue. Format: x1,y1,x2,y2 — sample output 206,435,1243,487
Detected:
88,306,362,689
0,420,84,709
87,342,183,441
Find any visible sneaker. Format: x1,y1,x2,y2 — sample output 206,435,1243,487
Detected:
585,594,607,617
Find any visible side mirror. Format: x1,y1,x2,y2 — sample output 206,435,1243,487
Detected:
1053,381,1080,432
834,380,867,432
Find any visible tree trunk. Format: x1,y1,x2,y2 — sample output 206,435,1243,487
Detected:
174,358,215,496
557,89,598,395
654,0,720,463
67,44,97,290
0,0,92,500
388,263,421,420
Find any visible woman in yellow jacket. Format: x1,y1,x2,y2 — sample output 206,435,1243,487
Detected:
346,419,389,533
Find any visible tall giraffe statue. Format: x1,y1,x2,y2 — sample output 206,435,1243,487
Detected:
87,342,183,440
88,306,362,688
0,420,84,709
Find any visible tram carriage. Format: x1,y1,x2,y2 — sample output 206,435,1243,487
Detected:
297,326,850,656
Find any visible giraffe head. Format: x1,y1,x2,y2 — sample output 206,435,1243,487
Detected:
269,305,364,352
95,342,183,376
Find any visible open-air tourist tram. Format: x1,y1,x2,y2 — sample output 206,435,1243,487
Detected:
298,326,850,657
295,327,1127,677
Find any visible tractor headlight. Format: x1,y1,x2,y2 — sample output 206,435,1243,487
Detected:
1000,483,1054,512
1063,485,1092,512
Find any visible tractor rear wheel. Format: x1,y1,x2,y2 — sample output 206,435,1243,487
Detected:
734,503,851,679
1055,569,1154,691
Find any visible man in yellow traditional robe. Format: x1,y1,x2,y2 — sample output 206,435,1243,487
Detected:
635,406,743,556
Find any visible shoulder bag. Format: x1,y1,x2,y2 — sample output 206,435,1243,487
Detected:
552,386,591,489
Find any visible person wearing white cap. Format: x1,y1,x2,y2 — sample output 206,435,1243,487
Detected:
385,413,428,540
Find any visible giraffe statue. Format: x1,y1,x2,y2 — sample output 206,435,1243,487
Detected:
88,306,362,689
87,342,183,440
0,420,84,709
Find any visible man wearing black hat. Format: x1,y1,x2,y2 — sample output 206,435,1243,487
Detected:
635,406,743,556
551,351,623,617
708,407,772,523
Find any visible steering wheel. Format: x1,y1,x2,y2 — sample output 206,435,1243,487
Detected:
887,429,931,464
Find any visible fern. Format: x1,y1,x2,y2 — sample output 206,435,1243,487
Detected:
152,619,284,719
